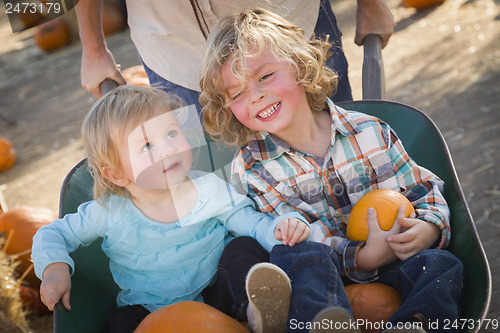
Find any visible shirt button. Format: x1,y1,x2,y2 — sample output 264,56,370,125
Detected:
365,166,374,175
292,186,301,195
325,170,332,178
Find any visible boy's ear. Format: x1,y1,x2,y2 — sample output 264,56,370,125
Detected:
102,166,130,187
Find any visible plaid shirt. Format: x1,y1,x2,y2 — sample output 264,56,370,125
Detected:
231,99,450,282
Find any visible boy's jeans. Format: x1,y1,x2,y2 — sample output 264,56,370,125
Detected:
378,249,464,333
142,0,353,115
272,243,464,333
212,237,463,333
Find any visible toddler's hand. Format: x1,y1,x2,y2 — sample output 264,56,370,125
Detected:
40,262,72,311
274,218,310,246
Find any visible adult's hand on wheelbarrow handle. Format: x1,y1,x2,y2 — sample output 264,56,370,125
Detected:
99,78,120,96
362,34,386,100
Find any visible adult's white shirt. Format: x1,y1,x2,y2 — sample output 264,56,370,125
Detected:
125,0,321,91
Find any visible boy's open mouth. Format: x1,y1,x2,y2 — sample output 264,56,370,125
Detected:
258,102,280,119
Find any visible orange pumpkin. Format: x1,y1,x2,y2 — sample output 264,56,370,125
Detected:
345,283,401,333
402,0,445,10
346,189,414,241
18,11,44,29
0,137,16,172
102,3,127,36
135,301,250,333
122,65,150,86
34,17,70,52
18,285,51,315
0,206,56,287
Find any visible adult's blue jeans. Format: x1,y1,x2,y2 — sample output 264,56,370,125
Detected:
142,0,353,115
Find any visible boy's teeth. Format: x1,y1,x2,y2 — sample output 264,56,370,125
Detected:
258,102,280,118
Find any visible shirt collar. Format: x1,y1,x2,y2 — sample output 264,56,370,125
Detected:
247,98,361,161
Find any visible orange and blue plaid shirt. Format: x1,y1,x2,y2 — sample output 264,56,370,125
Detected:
231,99,450,282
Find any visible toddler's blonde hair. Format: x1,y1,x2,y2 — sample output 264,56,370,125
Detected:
199,7,338,146
82,85,184,200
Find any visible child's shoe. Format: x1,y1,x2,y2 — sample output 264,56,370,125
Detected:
245,263,291,333
309,306,360,333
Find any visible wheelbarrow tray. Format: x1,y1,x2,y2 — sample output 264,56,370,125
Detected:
53,100,491,333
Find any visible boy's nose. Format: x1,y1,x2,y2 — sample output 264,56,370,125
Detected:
249,85,265,103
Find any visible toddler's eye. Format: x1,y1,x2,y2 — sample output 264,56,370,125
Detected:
167,130,177,139
259,72,274,82
142,142,153,152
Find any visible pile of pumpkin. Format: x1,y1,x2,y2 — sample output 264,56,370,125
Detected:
0,204,57,332
18,0,127,52
0,137,57,330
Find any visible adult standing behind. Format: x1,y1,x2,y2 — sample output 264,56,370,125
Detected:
76,0,395,110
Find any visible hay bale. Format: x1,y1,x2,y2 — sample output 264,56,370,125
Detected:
0,248,29,332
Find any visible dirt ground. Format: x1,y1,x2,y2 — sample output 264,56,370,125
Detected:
0,0,498,331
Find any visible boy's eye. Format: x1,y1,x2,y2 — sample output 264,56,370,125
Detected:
231,89,244,101
259,72,274,82
167,130,177,138
142,142,153,152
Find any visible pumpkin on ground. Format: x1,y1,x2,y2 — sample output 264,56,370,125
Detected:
102,3,127,36
0,206,56,287
34,17,70,52
346,189,414,241
135,301,250,333
402,0,446,10
18,284,50,315
0,137,16,172
122,65,150,86
345,283,401,333
18,11,44,29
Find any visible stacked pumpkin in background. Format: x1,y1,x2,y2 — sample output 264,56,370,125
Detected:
20,0,128,52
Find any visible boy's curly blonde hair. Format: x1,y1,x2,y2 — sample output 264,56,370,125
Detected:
199,7,338,146
82,85,184,201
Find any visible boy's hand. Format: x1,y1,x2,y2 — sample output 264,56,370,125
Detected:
388,212,440,261
40,262,72,311
356,207,402,271
274,218,310,246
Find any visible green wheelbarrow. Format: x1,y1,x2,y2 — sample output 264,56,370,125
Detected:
52,37,491,332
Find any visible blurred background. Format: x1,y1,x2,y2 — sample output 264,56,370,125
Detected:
0,0,498,331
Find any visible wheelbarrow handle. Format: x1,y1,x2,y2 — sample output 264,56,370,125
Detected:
362,34,386,100
99,78,120,96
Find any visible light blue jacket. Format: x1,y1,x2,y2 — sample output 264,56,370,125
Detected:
32,171,308,311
